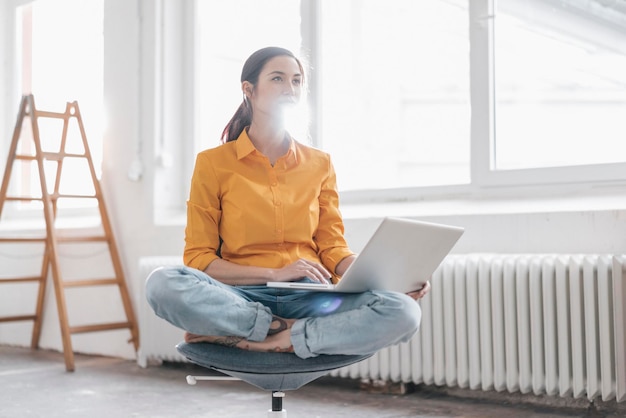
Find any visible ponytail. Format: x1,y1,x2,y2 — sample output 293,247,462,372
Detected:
221,98,252,143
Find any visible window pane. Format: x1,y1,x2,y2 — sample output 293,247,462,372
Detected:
495,0,626,170
18,0,103,209
319,0,470,191
196,0,302,153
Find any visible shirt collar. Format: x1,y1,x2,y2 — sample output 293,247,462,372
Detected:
235,128,299,167
235,129,257,160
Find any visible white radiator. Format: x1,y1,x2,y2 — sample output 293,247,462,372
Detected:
332,254,626,403
137,254,626,403
137,256,186,367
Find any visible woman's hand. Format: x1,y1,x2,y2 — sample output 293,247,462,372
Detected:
205,257,330,286
274,258,332,284
406,281,431,301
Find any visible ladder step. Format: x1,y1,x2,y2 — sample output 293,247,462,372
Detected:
16,153,86,161
0,237,106,243
70,322,132,334
0,237,46,243
42,152,87,161
55,193,98,199
57,236,108,243
34,110,68,119
5,193,97,200
0,314,37,323
0,276,44,283
4,196,43,202
63,278,118,288
15,154,37,161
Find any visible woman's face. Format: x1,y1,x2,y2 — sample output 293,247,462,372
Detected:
245,55,302,120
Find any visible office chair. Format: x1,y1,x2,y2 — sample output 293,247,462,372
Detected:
177,342,370,417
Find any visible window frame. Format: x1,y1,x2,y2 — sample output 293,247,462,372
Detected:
470,0,626,190
322,0,626,204
185,0,625,206
3,0,625,226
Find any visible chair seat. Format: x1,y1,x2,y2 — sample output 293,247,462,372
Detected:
176,342,370,391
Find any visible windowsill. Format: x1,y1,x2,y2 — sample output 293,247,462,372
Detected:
0,215,103,234
340,193,626,220
152,185,626,229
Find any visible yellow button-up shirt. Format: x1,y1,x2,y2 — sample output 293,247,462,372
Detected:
184,130,354,283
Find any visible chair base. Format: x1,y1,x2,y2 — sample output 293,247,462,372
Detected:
177,341,371,391
177,341,372,415
186,375,289,416
269,391,287,417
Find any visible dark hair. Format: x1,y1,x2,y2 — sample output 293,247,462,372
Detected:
220,46,306,143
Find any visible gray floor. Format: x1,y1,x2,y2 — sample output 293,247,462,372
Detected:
0,345,623,418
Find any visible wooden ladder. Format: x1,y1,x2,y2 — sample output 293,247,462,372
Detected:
0,94,139,371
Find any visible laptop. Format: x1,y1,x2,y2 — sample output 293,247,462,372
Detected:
266,217,464,293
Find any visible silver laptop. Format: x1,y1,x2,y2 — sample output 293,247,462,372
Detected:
266,217,464,293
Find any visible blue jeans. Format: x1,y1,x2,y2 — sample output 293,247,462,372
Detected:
145,266,421,359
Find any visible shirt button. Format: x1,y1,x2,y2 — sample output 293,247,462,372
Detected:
272,182,278,187
277,230,282,234
275,201,281,206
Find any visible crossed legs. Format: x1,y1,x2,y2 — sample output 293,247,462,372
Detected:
146,266,421,359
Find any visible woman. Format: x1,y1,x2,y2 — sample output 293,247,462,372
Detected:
146,46,430,358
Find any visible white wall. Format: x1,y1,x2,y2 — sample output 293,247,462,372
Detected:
1,0,625,361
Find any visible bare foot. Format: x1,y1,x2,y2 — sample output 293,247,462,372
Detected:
254,327,295,352
184,317,296,353
184,333,243,347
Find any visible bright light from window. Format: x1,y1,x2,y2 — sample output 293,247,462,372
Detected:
494,0,626,170
17,0,103,209
319,0,471,191
196,0,302,153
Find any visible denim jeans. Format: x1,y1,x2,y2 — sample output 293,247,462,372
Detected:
145,266,422,359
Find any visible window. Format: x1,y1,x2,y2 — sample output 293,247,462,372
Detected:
318,0,471,191
494,0,626,171
6,0,103,212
